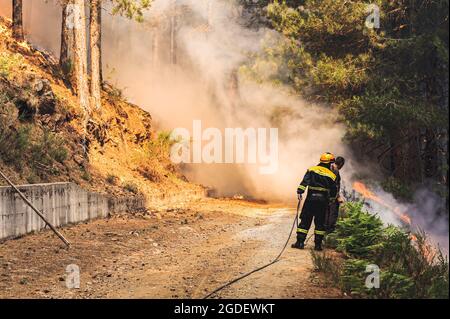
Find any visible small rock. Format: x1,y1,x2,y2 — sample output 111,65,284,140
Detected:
19,278,29,285
33,79,45,93
73,155,85,166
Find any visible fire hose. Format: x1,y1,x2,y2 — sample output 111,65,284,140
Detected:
203,200,303,299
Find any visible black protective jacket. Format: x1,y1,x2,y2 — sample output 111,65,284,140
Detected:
334,169,341,196
297,163,338,201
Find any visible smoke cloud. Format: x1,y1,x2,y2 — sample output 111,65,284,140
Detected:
99,0,352,201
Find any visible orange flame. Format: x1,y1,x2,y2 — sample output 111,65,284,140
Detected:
353,182,437,263
409,234,436,263
353,181,412,225
353,182,436,263
399,212,412,225
353,182,383,203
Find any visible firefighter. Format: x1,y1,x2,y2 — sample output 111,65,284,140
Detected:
325,156,345,233
291,152,338,251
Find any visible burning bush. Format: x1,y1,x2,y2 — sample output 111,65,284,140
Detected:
312,202,449,299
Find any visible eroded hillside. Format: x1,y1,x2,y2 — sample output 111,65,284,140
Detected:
0,16,205,208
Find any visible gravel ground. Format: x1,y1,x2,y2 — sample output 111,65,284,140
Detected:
0,199,342,299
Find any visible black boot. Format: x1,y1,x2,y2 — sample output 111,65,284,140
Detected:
292,232,307,249
292,240,305,249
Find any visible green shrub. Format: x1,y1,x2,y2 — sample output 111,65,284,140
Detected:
81,168,92,182
378,270,415,299
340,258,371,297
106,174,119,185
313,201,449,299
426,254,450,299
340,259,415,299
146,130,178,162
328,202,384,257
26,173,39,184
106,84,125,103
123,182,139,194
30,129,68,166
374,225,414,271
0,52,23,78
0,125,32,167
0,121,68,174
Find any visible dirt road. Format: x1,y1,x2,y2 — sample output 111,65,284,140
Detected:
0,199,341,299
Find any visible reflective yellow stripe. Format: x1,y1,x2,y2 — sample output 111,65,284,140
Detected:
308,186,329,192
297,228,308,234
315,230,326,235
308,166,336,181
298,185,307,191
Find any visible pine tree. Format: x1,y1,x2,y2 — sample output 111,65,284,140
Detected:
73,0,89,113
170,0,177,65
90,0,102,110
12,0,24,41
248,0,448,197
111,0,152,21
60,0,74,84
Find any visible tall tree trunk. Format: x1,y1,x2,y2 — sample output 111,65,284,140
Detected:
89,0,102,110
152,28,159,69
170,0,177,65
207,0,213,28
73,0,90,113
60,1,75,84
12,0,24,41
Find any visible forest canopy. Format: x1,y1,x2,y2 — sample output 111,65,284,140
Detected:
241,0,449,202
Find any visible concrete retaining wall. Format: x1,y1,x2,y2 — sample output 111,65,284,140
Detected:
0,182,146,240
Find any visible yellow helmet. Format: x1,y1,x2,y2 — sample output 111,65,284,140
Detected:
320,152,336,164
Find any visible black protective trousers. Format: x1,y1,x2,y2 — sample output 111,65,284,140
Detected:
325,202,340,233
297,192,328,245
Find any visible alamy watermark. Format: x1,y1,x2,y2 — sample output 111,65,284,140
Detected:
365,264,380,289
365,4,380,29
170,120,279,175
66,264,80,289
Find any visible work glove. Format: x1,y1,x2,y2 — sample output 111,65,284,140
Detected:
297,194,303,202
